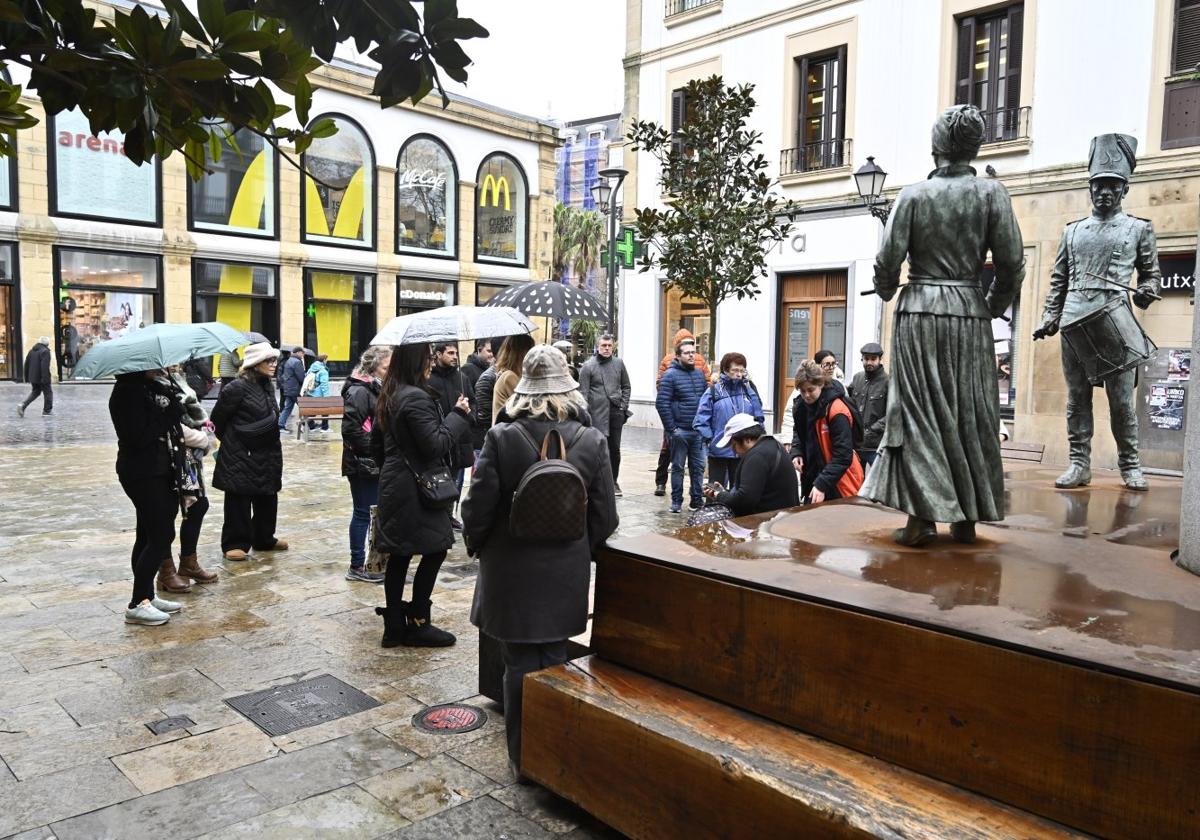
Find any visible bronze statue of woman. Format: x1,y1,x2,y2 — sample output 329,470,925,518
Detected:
861,105,1025,546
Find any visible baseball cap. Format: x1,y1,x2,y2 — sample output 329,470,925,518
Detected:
716,412,759,449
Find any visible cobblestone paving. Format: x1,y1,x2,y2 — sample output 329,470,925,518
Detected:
0,382,681,839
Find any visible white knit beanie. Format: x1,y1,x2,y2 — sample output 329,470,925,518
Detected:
240,342,277,371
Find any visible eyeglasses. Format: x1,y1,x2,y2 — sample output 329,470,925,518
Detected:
820,361,836,369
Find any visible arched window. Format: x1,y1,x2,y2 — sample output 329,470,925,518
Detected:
301,115,374,248
189,125,277,238
474,153,527,265
396,135,457,258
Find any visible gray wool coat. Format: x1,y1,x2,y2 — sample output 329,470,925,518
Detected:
577,353,630,433
462,414,618,643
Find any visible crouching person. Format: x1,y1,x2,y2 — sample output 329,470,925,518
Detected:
703,413,799,516
462,345,619,781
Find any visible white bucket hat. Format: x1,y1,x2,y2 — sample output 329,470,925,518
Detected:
514,345,578,396
716,412,760,449
240,341,277,371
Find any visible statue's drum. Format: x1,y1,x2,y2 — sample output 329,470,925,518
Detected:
1061,297,1157,384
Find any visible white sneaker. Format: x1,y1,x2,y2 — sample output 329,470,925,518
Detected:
125,602,170,625
151,597,182,613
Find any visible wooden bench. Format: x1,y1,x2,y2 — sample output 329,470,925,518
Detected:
295,396,343,441
1001,439,1045,463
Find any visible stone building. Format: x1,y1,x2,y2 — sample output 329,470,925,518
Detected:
0,2,558,382
619,0,1198,471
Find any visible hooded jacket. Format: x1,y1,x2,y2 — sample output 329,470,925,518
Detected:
341,373,381,478
473,365,499,450
23,343,51,386
655,329,711,385
796,383,864,499
306,360,330,397
693,374,765,458
578,352,631,433
656,358,709,435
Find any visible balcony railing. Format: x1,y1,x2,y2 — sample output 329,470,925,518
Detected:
665,0,719,17
780,138,852,176
980,105,1032,145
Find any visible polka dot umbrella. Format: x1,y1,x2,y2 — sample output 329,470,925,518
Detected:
482,281,610,323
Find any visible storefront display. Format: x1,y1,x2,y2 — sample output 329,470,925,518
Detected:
475,154,527,264
396,136,457,257
51,109,159,225
55,248,160,379
0,243,15,379
190,127,276,237
193,260,279,376
303,116,374,248
303,269,375,377
398,277,455,317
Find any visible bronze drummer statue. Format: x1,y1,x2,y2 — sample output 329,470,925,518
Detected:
1034,134,1161,491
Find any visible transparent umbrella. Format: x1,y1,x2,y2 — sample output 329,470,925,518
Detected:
371,305,536,346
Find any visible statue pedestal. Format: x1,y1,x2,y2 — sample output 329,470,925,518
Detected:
524,473,1200,839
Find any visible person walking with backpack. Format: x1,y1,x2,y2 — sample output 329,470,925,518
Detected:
372,342,471,648
276,347,306,432
341,346,390,583
17,336,53,417
303,353,331,437
577,333,631,496
792,360,865,503
692,352,764,490
462,345,618,779
656,339,709,513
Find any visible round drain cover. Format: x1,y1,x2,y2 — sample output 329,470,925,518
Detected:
412,703,488,734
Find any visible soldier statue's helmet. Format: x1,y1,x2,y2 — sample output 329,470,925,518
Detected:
1088,133,1137,182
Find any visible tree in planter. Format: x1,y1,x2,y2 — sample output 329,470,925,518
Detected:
627,75,794,350
0,0,487,175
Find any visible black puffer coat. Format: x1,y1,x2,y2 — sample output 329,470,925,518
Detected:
371,384,470,557
210,372,282,496
427,364,476,469
472,366,498,450
341,374,381,478
463,414,618,643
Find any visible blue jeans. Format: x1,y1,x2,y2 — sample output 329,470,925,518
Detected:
669,429,705,507
278,394,298,429
348,475,380,568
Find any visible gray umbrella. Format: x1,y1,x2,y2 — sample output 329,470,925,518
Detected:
371,305,536,346
483,281,609,322
242,331,272,345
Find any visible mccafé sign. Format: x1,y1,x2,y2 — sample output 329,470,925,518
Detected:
479,174,511,211
398,168,447,190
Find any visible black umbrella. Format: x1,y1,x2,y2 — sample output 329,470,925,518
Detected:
482,282,609,322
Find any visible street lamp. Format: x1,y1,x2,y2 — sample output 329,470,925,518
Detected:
591,166,628,336
854,156,892,225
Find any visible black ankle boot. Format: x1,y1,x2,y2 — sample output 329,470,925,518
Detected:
403,600,456,647
892,515,937,547
376,603,407,648
950,521,976,544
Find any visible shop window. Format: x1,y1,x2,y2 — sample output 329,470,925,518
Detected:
193,260,279,376
955,4,1025,143
475,282,509,306
302,115,375,248
49,109,160,225
397,135,457,257
0,243,17,379
398,277,456,317
0,67,14,211
662,287,710,360
55,248,161,379
474,154,527,265
190,127,277,237
303,269,375,377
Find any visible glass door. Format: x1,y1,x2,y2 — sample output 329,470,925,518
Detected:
0,284,12,379
779,304,813,421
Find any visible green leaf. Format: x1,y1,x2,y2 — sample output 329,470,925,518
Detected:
429,17,489,42
197,0,225,37
294,73,312,125
159,0,206,41
308,117,338,138
166,58,228,80
220,30,275,53
207,127,222,164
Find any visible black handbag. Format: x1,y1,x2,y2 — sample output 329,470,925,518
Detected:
233,414,279,448
402,453,458,510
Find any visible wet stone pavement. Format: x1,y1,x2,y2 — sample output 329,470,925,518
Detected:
0,382,681,840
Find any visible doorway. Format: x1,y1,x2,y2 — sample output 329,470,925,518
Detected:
776,271,847,426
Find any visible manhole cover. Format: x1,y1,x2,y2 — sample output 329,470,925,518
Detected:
225,674,380,737
145,715,194,735
413,703,488,734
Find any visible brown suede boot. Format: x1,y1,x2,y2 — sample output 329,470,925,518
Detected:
156,558,192,593
178,553,218,584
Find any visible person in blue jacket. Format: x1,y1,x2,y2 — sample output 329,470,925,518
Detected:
693,352,764,489
656,339,709,513
305,353,331,436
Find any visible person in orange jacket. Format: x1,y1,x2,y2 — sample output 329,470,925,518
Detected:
653,330,712,495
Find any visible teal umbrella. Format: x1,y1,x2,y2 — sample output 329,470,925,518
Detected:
72,322,248,380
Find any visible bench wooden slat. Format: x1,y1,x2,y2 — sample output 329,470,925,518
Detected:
1001,439,1045,464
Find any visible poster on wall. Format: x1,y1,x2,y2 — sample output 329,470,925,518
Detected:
53,109,158,223
1147,383,1186,431
1167,349,1191,381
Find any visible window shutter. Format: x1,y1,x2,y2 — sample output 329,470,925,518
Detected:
797,56,810,150
1005,4,1023,114
670,87,687,159
955,16,976,105
1174,0,1200,74
835,45,848,145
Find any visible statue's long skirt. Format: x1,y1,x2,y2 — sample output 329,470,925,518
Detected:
860,311,1005,523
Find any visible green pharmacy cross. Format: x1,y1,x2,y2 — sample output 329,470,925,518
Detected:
601,226,643,270
306,303,317,317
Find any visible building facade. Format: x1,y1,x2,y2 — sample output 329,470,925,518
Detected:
0,6,557,383
620,0,1199,471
